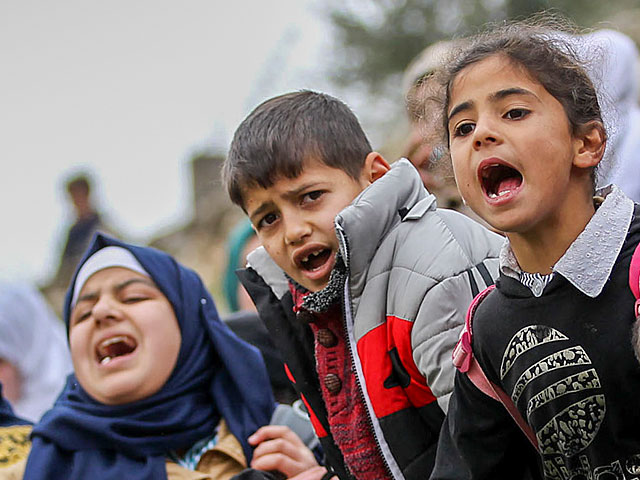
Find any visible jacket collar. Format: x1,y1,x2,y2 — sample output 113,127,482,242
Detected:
500,185,635,298
335,158,435,277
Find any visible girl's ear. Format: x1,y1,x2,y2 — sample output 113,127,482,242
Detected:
573,121,606,169
363,152,391,183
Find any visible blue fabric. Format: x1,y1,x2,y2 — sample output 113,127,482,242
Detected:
25,233,275,479
0,383,31,427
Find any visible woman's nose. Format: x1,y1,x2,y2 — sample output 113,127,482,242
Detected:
92,297,121,327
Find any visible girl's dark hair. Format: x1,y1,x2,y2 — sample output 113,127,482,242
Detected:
223,90,372,209
435,17,607,187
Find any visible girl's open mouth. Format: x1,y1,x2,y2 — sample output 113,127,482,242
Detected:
96,335,137,366
479,162,523,202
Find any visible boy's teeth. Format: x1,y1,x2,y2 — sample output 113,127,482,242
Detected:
100,356,112,365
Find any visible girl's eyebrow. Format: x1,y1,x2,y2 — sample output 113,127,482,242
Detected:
489,87,537,102
448,100,473,123
448,87,538,123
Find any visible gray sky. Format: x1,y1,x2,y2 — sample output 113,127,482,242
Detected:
0,0,333,283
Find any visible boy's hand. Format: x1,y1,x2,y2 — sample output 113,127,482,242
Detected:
248,425,320,478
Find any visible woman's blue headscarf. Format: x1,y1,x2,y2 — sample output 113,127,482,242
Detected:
24,234,275,479
0,384,31,427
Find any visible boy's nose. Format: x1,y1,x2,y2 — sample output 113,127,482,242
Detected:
284,218,311,245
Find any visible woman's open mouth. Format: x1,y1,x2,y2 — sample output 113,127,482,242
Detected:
96,335,137,366
479,161,523,203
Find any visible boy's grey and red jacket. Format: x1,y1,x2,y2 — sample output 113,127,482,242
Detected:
238,159,503,480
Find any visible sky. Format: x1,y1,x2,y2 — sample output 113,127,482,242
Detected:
0,0,338,284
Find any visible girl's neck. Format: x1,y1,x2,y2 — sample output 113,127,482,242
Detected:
507,192,596,275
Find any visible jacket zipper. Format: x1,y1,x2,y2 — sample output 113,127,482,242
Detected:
335,223,399,480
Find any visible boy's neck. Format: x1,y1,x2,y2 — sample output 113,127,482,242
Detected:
507,193,596,275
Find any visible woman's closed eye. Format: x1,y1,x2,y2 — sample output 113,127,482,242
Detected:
504,108,530,120
72,309,92,325
122,295,149,304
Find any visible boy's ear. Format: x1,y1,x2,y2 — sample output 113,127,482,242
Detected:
573,122,606,169
363,152,391,183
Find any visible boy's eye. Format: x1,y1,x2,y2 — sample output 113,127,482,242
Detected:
302,190,323,204
258,212,278,229
453,122,475,137
504,108,529,120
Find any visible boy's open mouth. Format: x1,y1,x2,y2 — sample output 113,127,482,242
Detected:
299,249,332,271
480,163,523,199
96,335,137,365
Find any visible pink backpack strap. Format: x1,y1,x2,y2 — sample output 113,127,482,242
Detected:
629,242,640,319
453,285,538,449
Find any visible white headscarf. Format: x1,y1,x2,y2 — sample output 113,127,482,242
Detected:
0,282,73,422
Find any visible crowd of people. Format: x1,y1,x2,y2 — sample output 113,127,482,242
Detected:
1,14,640,480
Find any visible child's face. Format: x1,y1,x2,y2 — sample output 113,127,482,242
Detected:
69,267,181,405
243,159,371,292
447,55,583,236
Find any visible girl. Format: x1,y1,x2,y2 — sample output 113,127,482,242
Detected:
430,21,640,479
7,234,313,480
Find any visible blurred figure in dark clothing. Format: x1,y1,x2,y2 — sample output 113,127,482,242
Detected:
51,173,112,290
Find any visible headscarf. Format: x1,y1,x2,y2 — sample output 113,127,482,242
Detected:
25,233,275,479
0,282,72,422
0,383,31,427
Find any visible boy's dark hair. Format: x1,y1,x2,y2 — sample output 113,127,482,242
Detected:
223,90,372,209
436,17,606,188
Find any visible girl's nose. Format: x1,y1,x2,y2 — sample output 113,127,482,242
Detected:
472,120,500,150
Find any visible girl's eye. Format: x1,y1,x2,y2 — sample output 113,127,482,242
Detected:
505,108,529,120
302,190,323,204
258,212,278,229
453,122,475,137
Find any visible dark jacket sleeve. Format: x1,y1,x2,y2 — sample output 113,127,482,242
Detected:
430,371,539,480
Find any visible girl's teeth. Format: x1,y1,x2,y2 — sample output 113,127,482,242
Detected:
489,190,510,199
100,356,112,365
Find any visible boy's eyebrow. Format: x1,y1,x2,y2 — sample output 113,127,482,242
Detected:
448,87,538,123
248,202,272,224
248,181,324,223
75,278,157,304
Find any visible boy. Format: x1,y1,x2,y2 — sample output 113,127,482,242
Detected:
223,91,503,479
